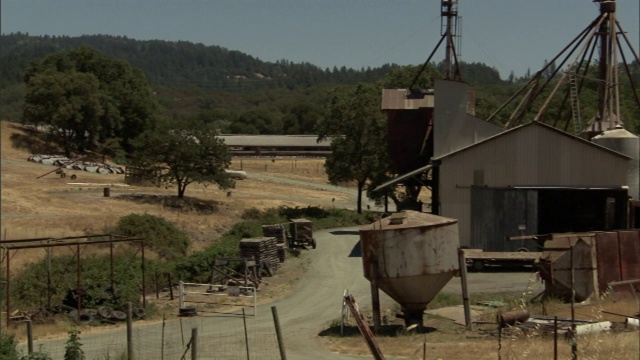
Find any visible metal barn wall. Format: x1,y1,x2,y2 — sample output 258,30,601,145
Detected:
470,188,539,251
433,79,503,158
438,122,630,247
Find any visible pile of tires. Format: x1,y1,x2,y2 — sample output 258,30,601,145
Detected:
50,304,145,324
28,154,125,174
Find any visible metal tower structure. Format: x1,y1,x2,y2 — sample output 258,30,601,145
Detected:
486,0,640,138
409,0,462,90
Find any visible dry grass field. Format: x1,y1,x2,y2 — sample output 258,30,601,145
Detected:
3,120,640,359
1,121,350,257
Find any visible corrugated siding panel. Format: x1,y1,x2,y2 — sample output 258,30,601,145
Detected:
439,123,629,247
619,231,640,280
595,232,622,293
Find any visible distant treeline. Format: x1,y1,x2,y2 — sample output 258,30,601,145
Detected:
2,33,638,134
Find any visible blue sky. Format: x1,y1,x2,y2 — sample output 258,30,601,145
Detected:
2,0,639,79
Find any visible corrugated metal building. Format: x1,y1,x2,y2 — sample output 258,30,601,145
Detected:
218,135,332,156
434,121,630,250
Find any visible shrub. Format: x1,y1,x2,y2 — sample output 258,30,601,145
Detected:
0,333,19,360
64,328,84,360
11,253,158,309
113,213,190,260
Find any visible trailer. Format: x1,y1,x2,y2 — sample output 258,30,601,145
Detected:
288,218,316,249
462,248,542,272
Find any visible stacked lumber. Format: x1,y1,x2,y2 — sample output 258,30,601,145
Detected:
240,237,281,272
262,224,288,262
262,224,287,245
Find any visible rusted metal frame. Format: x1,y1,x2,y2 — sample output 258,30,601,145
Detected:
3,236,143,327
408,34,446,92
458,248,471,329
1,236,143,250
447,34,462,81
1,233,131,245
212,259,259,288
46,243,52,309
615,20,640,67
505,16,604,127
77,243,82,316
554,36,598,131
370,254,381,334
109,240,114,291
614,34,640,110
534,16,606,123
504,78,539,128
141,242,146,309
609,12,620,125
487,77,537,126
570,245,578,360
6,247,11,326
344,295,386,360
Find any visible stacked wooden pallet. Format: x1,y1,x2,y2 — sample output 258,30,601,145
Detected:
239,237,281,272
262,224,288,262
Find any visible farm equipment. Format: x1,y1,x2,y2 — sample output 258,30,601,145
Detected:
288,218,316,249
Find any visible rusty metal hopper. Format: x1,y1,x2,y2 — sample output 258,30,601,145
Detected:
360,210,460,325
538,233,598,302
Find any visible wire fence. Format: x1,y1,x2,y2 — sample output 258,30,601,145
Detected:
16,309,284,360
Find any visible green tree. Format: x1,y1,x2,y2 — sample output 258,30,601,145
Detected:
317,84,389,213
23,69,104,157
133,119,234,198
22,47,158,156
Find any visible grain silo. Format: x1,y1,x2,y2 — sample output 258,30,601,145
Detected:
592,125,640,199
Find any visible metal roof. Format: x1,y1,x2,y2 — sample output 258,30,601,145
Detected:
218,135,332,147
433,121,632,161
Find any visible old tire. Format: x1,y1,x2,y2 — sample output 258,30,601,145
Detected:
179,306,197,317
68,309,79,322
97,306,113,319
111,310,127,321
311,238,317,249
134,307,146,318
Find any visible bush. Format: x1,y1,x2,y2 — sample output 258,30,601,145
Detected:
11,253,159,309
0,333,19,360
113,213,190,260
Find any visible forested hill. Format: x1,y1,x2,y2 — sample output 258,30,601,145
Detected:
1,33,509,90
1,32,400,90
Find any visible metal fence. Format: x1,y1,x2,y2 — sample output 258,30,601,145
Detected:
15,307,284,360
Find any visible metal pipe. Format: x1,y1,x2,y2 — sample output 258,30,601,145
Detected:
242,308,250,360
409,34,446,91
127,302,133,360
77,242,82,316
141,241,146,309
554,316,558,360
5,248,9,327
271,306,287,360
535,16,606,122
458,248,471,329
